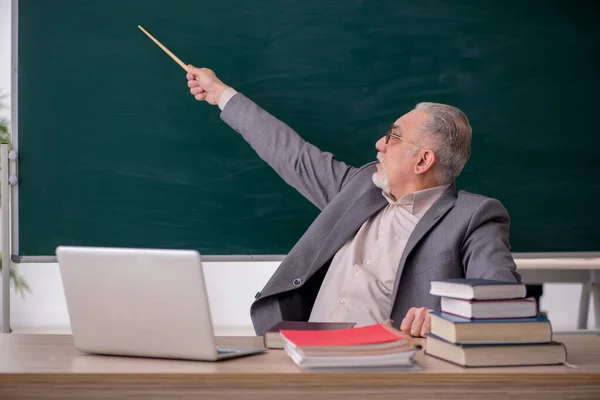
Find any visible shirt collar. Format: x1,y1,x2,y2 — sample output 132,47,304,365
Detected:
382,184,451,216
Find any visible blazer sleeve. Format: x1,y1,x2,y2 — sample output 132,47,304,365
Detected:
461,198,522,283
220,93,360,210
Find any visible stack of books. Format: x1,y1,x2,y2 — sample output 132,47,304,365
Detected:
426,278,567,367
278,321,417,370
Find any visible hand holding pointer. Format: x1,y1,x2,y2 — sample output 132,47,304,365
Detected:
186,66,230,106
137,26,229,106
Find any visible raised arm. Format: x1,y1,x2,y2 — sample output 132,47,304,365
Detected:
186,65,360,210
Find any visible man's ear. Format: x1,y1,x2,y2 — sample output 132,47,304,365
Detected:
414,149,436,175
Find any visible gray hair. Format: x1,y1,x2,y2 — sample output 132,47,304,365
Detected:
415,102,472,184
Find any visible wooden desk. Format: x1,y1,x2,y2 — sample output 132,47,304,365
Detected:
515,255,600,329
1,333,599,399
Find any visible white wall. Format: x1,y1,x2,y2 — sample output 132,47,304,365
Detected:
0,1,595,335
4,262,596,334
6,261,278,335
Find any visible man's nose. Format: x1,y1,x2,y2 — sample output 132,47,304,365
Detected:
375,136,387,152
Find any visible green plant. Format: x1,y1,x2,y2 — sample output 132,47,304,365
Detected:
0,92,9,143
0,92,29,297
0,256,29,298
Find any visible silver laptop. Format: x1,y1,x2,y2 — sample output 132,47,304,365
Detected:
56,246,266,361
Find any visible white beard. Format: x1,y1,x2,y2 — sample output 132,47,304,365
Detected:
372,153,391,193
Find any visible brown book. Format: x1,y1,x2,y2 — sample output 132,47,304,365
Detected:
263,321,356,349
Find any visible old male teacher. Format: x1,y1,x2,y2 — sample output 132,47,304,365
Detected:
185,65,521,337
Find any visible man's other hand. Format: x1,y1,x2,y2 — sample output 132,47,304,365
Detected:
186,65,229,106
400,307,432,337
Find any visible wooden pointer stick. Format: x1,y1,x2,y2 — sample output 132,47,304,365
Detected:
138,25,188,72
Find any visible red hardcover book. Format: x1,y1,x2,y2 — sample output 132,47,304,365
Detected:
280,322,405,347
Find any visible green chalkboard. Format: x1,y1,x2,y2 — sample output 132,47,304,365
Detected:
16,0,600,257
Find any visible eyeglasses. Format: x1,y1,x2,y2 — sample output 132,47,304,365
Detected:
385,125,426,149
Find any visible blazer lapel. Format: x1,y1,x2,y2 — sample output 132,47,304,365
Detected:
257,186,387,299
390,185,457,303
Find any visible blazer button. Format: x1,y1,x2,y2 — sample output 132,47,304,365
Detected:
254,291,261,299
292,278,302,287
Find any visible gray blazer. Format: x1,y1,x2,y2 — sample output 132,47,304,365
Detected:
220,93,521,335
